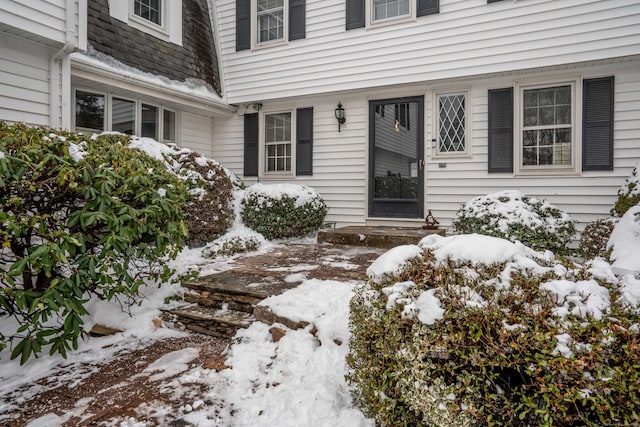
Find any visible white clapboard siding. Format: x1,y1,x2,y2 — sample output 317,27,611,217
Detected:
0,35,52,125
0,0,69,46
181,112,214,157
211,59,639,229
211,93,370,226
424,62,640,230
216,0,640,104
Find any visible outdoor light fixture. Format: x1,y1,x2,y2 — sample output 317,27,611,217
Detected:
335,102,346,132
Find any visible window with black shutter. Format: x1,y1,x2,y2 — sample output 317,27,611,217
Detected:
236,0,306,51
347,0,438,30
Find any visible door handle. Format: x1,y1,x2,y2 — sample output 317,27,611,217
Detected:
419,159,425,170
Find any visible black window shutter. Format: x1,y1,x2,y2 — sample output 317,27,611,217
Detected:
289,0,306,40
236,0,251,51
296,107,314,175
417,0,439,16
244,113,259,176
583,76,614,171
346,0,365,30
488,87,514,173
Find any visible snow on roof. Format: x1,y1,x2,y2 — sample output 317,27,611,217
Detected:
71,46,224,102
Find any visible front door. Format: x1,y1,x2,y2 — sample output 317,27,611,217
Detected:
369,97,424,218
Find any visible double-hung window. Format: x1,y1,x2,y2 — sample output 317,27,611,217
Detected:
436,92,467,155
373,0,410,22
257,0,285,44
134,0,161,26
488,76,613,174
521,84,573,168
264,112,292,173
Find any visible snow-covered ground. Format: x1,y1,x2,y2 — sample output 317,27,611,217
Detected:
1,216,637,426
1,135,638,426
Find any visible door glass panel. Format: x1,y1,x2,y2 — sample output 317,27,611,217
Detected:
370,99,423,218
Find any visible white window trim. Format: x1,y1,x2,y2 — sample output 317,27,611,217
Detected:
259,108,296,178
109,0,182,45
514,76,582,176
252,0,289,50
432,89,471,158
367,0,416,29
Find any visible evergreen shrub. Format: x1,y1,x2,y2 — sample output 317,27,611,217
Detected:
240,183,327,240
0,123,188,363
452,190,575,254
347,237,640,426
579,218,617,259
611,160,640,217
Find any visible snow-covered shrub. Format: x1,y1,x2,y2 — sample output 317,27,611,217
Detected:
579,217,617,259
203,231,265,257
128,138,238,248
0,123,188,363
347,234,640,427
611,160,640,217
607,204,640,277
240,183,327,240
452,190,575,254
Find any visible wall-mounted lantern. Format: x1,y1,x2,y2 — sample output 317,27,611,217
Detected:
335,102,346,132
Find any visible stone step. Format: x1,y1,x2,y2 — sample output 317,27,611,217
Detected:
163,305,254,339
317,225,445,249
183,271,301,312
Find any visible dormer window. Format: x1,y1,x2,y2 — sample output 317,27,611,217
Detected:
134,0,161,26
257,0,285,44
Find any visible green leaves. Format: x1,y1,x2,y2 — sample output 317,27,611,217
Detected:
241,185,327,240
347,252,640,426
0,123,189,364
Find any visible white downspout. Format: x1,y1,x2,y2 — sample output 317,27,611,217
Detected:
49,0,77,129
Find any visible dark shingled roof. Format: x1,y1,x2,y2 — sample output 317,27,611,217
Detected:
87,0,222,96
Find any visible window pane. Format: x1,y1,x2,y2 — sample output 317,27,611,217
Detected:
112,98,135,135
438,94,466,152
373,0,410,21
134,0,161,25
163,110,176,144
521,84,573,168
141,104,158,139
257,0,284,43
75,91,105,133
265,112,292,172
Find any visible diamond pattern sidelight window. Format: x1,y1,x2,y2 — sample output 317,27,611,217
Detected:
438,93,466,153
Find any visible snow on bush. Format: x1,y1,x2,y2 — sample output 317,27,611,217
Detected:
608,204,640,276
348,234,640,427
0,124,188,363
579,217,617,259
611,160,640,217
127,135,239,247
241,183,327,240
452,190,576,255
